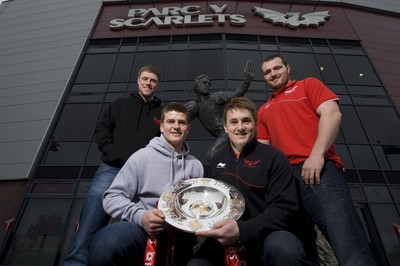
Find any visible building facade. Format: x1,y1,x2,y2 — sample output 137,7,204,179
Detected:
0,0,400,265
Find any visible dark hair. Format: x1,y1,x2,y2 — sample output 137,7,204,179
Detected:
161,102,189,122
223,97,257,124
138,65,161,80
263,54,288,66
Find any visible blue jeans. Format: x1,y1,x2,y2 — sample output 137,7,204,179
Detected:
292,161,376,266
88,222,198,266
87,222,148,266
187,231,313,266
262,231,314,266
64,163,120,266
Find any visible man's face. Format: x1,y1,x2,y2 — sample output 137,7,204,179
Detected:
224,108,256,154
160,111,190,151
137,71,159,101
261,57,291,92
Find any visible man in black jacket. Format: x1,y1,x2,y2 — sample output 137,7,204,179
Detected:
193,97,317,266
64,65,163,266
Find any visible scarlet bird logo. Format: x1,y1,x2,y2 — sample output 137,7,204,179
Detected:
243,159,261,168
253,7,330,29
153,116,161,125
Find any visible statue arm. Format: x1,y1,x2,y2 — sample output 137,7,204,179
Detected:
220,60,255,102
185,100,199,122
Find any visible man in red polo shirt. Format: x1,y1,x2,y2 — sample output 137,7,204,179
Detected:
257,54,376,266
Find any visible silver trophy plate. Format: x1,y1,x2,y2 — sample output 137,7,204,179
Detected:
158,178,245,232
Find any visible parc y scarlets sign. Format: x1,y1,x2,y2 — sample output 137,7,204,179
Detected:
109,4,330,30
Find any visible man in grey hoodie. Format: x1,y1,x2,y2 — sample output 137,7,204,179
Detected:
88,102,204,266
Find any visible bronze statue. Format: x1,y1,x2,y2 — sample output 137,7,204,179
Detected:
186,61,255,161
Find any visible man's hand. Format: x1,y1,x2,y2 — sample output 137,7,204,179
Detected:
142,209,165,238
243,60,255,80
196,219,240,246
301,154,325,187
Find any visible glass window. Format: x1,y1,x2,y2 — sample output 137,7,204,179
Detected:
280,52,323,81
51,104,101,141
348,145,379,169
335,55,381,86
189,34,222,49
329,40,364,55
185,139,214,165
120,38,138,52
87,39,120,53
34,166,81,180
187,50,224,80
226,50,262,80
358,106,400,145
316,54,343,83
137,36,170,51
59,199,84,265
67,94,104,103
108,83,129,93
328,84,348,94
382,146,400,170
171,35,188,50
369,204,400,266
349,186,365,201
163,90,186,101
311,39,330,54
75,54,116,83
3,199,71,265
352,95,390,106
344,170,360,183
386,172,400,185
85,142,102,166
364,186,393,202
348,85,387,96
335,144,354,168
187,118,214,139
165,81,187,91
71,84,107,93
391,187,400,201
80,166,98,180
30,182,74,195
42,142,89,166
131,52,169,82
111,53,135,82
359,170,386,184
167,51,188,80
373,146,393,170
259,36,278,51
278,37,312,52
338,95,352,105
226,34,259,50
340,106,368,144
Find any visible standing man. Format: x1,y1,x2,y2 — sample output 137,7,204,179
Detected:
194,97,317,266
257,54,376,265
88,102,204,266
64,65,163,265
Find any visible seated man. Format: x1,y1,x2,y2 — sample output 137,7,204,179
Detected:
192,97,318,266
88,102,204,266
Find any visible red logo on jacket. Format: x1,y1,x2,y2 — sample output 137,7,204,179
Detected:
243,159,261,168
153,116,161,125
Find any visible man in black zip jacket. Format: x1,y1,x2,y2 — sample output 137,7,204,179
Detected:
64,65,163,266
192,97,318,266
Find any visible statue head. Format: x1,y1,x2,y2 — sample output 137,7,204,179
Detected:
194,74,212,96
